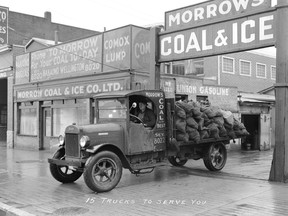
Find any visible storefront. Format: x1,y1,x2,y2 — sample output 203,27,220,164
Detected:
13,25,239,150
237,92,275,151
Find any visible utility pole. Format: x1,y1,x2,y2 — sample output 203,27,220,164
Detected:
269,0,288,183
149,27,161,90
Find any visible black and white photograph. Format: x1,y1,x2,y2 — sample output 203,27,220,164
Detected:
0,0,288,215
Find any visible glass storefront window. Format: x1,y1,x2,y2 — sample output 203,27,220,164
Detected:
53,108,77,137
52,99,90,137
19,108,37,136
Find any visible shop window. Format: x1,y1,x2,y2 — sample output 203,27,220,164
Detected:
0,105,7,125
222,56,235,74
256,63,266,78
239,60,251,76
164,63,172,74
271,66,276,80
164,59,204,77
19,104,37,136
172,61,185,75
196,95,208,103
185,59,204,76
51,99,90,137
53,108,77,137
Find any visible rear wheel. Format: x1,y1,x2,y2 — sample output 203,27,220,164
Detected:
50,149,83,183
83,151,122,193
203,143,227,171
168,156,188,166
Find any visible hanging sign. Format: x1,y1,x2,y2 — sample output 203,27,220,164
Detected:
0,6,8,45
160,0,275,62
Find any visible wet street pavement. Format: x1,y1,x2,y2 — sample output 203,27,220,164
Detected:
0,146,288,216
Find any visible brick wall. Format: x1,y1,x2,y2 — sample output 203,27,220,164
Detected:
8,11,99,46
218,52,275,93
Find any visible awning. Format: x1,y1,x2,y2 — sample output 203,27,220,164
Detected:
238,93,275,104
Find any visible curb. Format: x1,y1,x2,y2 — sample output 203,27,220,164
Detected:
0,202,35,216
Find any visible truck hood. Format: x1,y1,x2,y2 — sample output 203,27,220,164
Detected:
65,123,124,146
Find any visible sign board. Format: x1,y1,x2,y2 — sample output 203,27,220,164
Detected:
0,6,8,45
15,25,151,84
30,34,102,82
103,26,131,72
165,0,272,32
160,11,275,62
161,77,238,111
132,27,150,71
16,79,126,101
15,53,30,84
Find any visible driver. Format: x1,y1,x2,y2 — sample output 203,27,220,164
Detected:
137,101,156,128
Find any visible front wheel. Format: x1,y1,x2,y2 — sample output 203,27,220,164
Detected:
168,156,188,166
50,149,83,183
203,142,227,171
83,151,122,193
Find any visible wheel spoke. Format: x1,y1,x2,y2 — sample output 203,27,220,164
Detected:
103,172,112,181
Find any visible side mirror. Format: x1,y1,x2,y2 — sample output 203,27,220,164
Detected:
130,102,137,111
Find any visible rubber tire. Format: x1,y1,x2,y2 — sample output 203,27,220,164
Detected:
83,151,122,193
49,149,83,183
203,143,227,171
168,156,188,167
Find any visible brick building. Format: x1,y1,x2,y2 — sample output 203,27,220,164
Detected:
0,9,99,147
163,51,276,150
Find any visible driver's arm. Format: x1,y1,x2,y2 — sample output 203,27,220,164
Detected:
144,109,156,127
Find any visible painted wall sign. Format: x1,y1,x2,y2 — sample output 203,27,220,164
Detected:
15,53,30,84
30,34,102,82
15,25,151,84
165,0,271,32
160,11,275,62
0,6,8,45
103,26,131,72
132,27,150,71
16,80,126,101
161,79,231,96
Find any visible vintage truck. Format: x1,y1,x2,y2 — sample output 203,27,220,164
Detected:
48,89,245,193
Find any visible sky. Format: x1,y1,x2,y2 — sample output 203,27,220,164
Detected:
1,0,277,57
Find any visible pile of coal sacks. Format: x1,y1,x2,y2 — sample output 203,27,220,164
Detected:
175,100,249,143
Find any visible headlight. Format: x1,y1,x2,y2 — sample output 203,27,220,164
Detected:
79,136,90,148
58,135,65,145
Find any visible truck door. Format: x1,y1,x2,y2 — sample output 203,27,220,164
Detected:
127,92,166,155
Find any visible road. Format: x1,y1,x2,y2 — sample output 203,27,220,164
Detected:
0,146,288,216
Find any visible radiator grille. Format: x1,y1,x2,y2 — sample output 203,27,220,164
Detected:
65,133,80,157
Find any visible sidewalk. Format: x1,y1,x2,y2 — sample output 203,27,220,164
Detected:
0,146,288,216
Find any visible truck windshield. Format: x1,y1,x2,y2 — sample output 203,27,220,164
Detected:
98,99,127,119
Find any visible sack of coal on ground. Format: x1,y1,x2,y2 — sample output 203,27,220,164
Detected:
174,100,249,142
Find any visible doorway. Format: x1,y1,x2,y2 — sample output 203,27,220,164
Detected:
42,107,52,150
241,114,260,150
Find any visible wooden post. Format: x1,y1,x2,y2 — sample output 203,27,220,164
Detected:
269,0,288,182
149,27,161,90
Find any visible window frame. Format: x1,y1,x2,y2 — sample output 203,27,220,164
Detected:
271,65,276,80
256,62,267,79
222,56,235,74
18,102,37,136
239,59,252,76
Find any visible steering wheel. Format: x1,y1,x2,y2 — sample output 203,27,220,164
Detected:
129,114,144,124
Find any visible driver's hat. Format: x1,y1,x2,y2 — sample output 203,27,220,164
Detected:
139,100,147,105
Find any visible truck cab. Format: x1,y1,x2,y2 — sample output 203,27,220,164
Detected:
48,90,168,193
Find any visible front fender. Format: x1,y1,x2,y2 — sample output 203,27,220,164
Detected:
85,143,131,170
